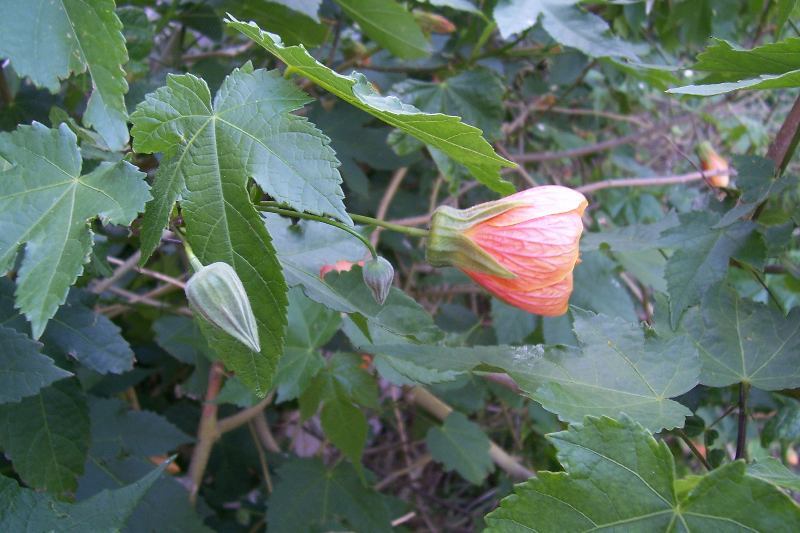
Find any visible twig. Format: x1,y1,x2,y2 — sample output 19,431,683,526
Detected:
107,286,193,316
252,412,281,453
91,251,142,294
107,256,187,289
217,393,274,434
188,361,225,505
736,383,750,461
375,453,433,491
675,429,712,471
248,421,273,494
766,92,800,174
576,169,724,194
98,282,184,318
410,386,534,479
496,144,537,187
371,167,408,247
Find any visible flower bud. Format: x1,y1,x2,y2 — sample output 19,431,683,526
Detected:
696,141,730,188
413,11,457,34
185,262,260,352
362,256,394,305
426,186,587,316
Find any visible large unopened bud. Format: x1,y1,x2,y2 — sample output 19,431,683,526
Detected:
696,141,730,188
185,262,260,352
426,186,587,316
362,256,394,305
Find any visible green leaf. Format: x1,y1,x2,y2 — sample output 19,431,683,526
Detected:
224,0,328,46
491,298,537,345
269,0,322,20
362,309,700,432
275,287,339,402
748,458,800,492
0,460,168,531
0,325,71,404
227,17,516,194
0,0,130,150
513,310,699,431
427,0,480,13
308,104,413,197
133,68,342,394
686,283,800,390
660,212,754,329
42,292,134,374
0,123,150,338
265,215,442,342
78,456,213,533
493,0,638,59
669,38,800,96
580,213,680,253
335,0,429,59
426,412,494,484
393,68,506,141
88,397,192,459
267,459,393,532
131,66,349,260
321,386,368,466
485,416,800,532
0,379,90,495
152,315,212,365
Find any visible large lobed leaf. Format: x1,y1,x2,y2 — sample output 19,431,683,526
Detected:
358,309,699,432
669,37,800,96
0,326,71,404
485,416,800,532
686,283,800,390
0,460,169,531
132,65,353,394
0,379,90,496
0,123,150,339
226,16,517,194
0,0,130,150
267,458,393,532
493,0,638,60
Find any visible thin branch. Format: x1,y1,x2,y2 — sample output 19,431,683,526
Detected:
188,361,224,506
107,256,187,289
736,383,750,461
576,169,725,194
371,167,409,247
675,429,712,471
217,393,274,434
91,251,142,294
766,92,800,174
410,386,535,479
107,285,193,316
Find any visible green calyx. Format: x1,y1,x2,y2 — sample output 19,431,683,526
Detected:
425,203,520,279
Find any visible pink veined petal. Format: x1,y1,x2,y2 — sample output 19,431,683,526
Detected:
467,271,574,316
479,186,587,227
466,211,583,289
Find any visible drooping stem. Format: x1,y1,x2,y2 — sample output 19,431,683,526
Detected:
257,204,378,259
735,383,750,461
174,227,203,271
350,213,430,238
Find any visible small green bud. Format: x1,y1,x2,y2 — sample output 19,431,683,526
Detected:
185,262,260,352
362,256,394,305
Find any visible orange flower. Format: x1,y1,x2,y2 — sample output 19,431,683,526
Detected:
426,186,587,316
696,141,730,188
319,260,364,278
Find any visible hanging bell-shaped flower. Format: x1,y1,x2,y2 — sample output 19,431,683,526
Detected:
362,256,394,305
185,262,261,352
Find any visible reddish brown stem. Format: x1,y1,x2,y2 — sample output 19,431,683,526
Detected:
766,93,800,174
188,361,224,505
